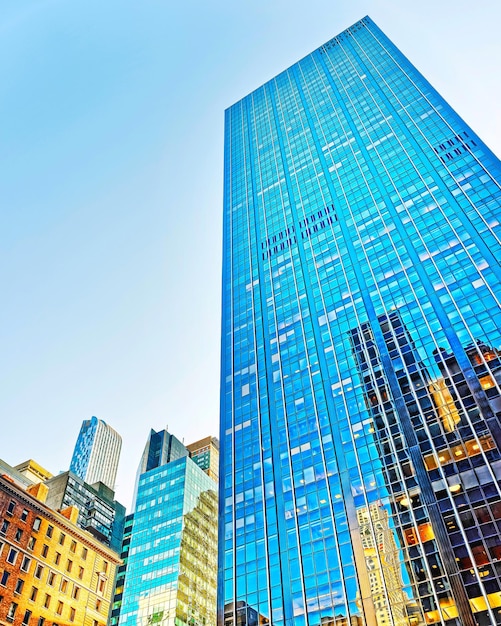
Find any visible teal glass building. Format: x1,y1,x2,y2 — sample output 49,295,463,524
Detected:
219,16,501,626
117,430,218,626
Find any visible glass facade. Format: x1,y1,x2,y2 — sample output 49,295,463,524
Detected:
44,471,126,552
118,431,218,626
219,16,501,626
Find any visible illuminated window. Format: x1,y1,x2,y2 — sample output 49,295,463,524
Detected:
479,375,495,390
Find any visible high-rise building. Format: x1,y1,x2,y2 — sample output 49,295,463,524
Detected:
115,430,218,626
44,470,126,552
70,416,122,490
219,15,501,626
187,436,220,481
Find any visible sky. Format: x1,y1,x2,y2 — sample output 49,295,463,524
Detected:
1,0,500,512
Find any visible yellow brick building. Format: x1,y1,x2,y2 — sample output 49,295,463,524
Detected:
0,473,120,625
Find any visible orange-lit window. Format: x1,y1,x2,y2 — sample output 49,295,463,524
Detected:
424,435,495,471
418,522,435,542
479,375,495,390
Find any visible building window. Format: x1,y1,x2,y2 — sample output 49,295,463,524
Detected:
69,607,76,622
15,579,24,594
60,579,68,593
58,533,65,546
46,525,53,538
102,560,108,574
42,544,49,558
78,566,84,580
27,537,36,551
97,576,106,594
30,586,38,601
1,520,10,535
66,559,73,573
48,571,56,586
37,619,45,626
20,509,29,523
34,564,43,579
95,598,102,611
7,548,18,564
22,610,32,625
54,552,61,565
56,601,63,615
81,547,88,560
70,540,76,553
33,518,41,532
21,556,31,572
15,528,23,542
44,594,51,609
7,500,16,515
1,571,10,586
6,602,18,621
72,585,80,600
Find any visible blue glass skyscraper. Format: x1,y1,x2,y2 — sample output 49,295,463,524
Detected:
219,16,501,626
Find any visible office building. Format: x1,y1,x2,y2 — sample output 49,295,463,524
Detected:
219,15,501,626
44,470,126,553
187,436,220,481
116,430,218,626
70,416,122,490
0,467,119,625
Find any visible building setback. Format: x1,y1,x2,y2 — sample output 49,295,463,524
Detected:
0,471,120,625
219,15,501,626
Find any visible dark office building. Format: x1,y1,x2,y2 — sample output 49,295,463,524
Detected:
44,471,125,553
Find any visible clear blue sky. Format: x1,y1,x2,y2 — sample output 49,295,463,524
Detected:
1,0,500,511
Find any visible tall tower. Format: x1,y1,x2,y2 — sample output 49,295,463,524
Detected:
116,430,218,626
70,416,122,490
219,16,501,626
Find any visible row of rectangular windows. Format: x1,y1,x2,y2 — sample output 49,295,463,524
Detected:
260,204,337,253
